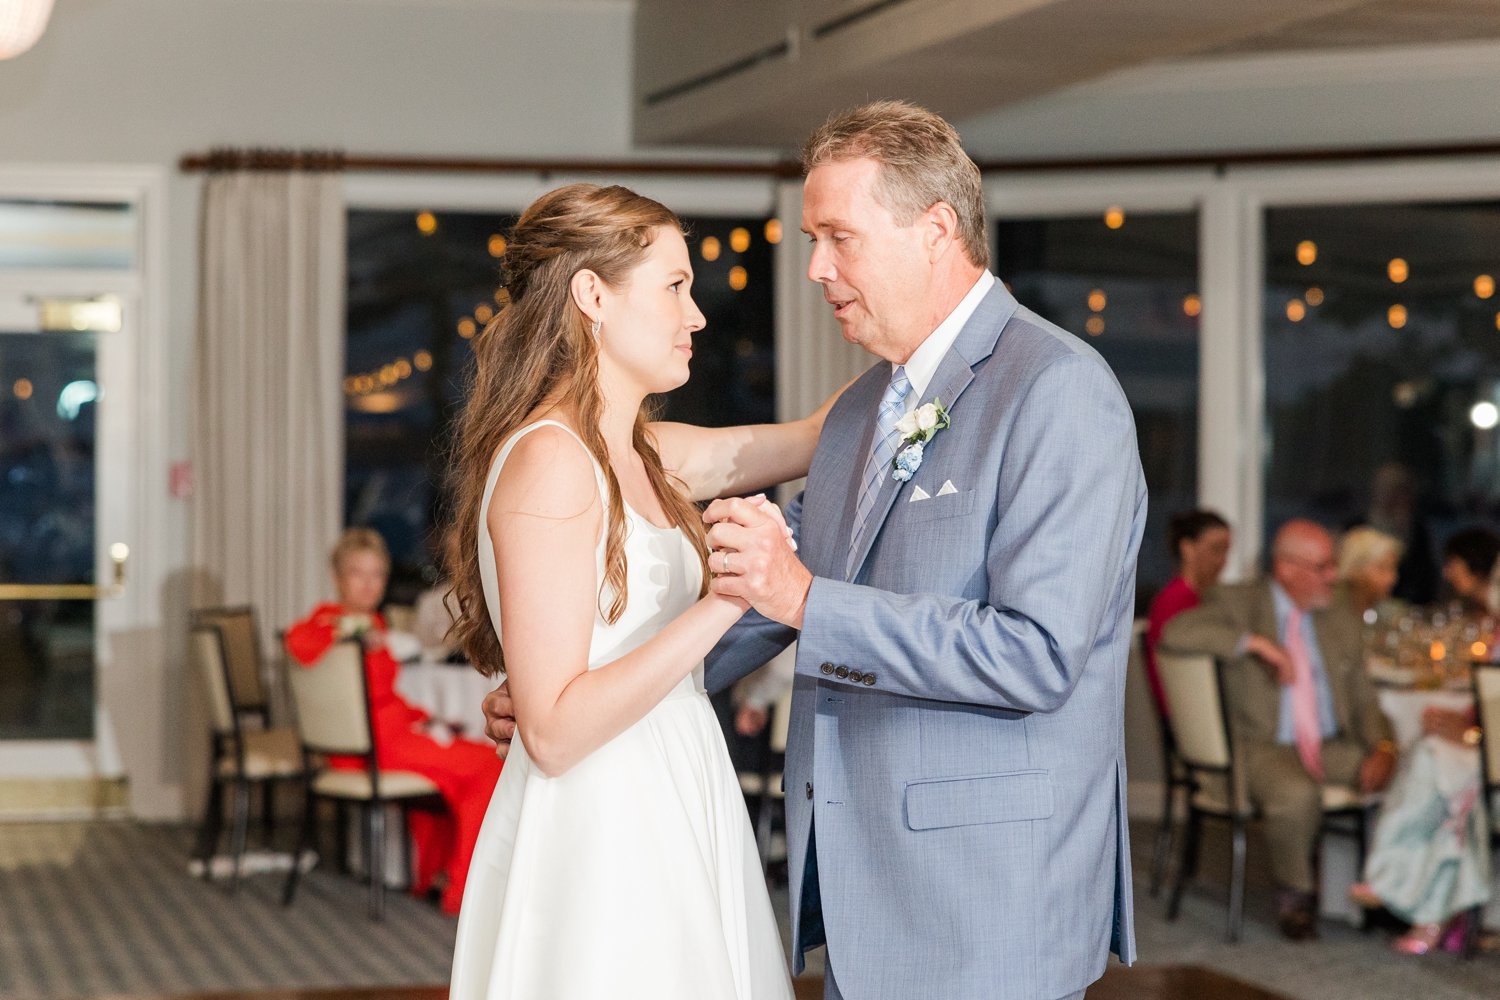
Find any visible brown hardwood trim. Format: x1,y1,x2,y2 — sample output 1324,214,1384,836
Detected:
180,139,1500,178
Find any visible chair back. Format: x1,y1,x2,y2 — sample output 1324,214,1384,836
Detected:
1157,652,1231,771
190,625,236,737
1474,662,1500,799
285,639,373,757
194,606,267,710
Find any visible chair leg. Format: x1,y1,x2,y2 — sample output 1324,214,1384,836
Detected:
336,801,351,874
261,779,277,847
283,785,317,906
1150,775,1177,898
368,803,387,921
1462,905,1483,960
228,780,251,893
400,805,414,891
1167,808,1201,922
1229,817,1248,943
193,777,225,873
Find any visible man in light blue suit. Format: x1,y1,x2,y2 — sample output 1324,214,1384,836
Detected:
702,101,1145,1000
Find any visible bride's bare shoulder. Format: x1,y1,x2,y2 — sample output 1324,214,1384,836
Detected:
488,423,600,527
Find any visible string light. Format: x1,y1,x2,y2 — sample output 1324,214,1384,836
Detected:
1305,287,1324,306
13,378,32,400
1296,241,1317,266
1087,289,1107,312
1182,294,1202,318
1286,299,1306,322
488,235,507,257
1388,258,1408,283
764,219,783,245
457,318,477,339
728,266,748,291
700,237,721,262
1085,315,1104,336
474,304,494,324
729,228,751,253
1476,275,1495,299
1103,206,1125,230
413,350,433,372
1388,304,1408,329
416,211,438,235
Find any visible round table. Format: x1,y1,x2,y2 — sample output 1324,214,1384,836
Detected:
395,658,498,739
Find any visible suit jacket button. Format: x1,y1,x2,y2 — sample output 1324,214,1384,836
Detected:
834,665,850,679
848,670,864,684
863,673,877,686
820,662,835,675
805,782,813,800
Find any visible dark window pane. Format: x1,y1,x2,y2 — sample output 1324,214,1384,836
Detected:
1264,201,1500,604
345,209,775,597
996,212,1200,608
0,328,98,739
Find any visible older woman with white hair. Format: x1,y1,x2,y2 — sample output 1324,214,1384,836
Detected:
1337,525,1404,618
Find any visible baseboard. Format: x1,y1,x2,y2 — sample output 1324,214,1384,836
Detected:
0,776,129,821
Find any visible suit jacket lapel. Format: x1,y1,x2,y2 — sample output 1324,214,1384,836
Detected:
843,281,1019,583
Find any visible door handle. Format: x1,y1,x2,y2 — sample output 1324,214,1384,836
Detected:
0,543,129,600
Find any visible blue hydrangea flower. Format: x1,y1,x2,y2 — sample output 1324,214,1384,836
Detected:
892,441,924,481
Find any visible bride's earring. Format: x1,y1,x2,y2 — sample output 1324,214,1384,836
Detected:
590,317,602,338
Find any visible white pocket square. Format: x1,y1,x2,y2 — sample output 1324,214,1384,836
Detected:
936,479,958,496
908,485,931,502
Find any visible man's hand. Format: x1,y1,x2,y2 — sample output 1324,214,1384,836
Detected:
482,680,516,759
1359,744,1396,794
703,496,812,629
735,703,769,738
1244,633,1294,686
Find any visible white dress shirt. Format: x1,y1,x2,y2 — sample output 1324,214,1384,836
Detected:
895,270,996,404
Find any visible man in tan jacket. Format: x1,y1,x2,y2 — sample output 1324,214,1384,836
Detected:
1162,519,1395,941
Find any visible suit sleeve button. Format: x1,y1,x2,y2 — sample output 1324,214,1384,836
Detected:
863,673,877,686
834,665,849,679
806,782,814,800
820,662,835,675
848,670,864,684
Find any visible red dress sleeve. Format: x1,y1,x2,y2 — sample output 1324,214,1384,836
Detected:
285,602,343,666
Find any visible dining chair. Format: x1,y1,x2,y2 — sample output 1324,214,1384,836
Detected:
282,638,444,920
189,624,302,891
1137,622,1193,899
1462,662,1500,958
1158,651,1372,941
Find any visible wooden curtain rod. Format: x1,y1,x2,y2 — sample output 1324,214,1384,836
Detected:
179,139,1500,177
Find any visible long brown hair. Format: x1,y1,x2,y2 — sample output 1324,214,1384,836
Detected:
448,183,711,678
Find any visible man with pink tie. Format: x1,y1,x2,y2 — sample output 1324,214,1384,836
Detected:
1162,519,1396,940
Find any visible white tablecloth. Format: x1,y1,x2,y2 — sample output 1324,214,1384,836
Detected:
395,658,498,739
1376,687,1474,749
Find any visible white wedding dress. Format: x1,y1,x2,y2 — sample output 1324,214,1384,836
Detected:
450,420,793,1000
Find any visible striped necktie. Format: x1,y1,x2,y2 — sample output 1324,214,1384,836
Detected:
847,366,912,578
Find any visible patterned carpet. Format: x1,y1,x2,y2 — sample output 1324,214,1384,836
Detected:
1,819,1497,999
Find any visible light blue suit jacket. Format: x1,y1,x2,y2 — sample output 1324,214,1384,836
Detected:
706,281,1145,1000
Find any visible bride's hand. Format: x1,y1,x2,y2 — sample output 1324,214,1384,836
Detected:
742,494,796,551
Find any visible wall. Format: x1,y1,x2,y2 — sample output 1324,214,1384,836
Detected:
0,0,639,819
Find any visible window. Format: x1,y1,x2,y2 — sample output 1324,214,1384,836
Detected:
1263,200,1500,603
344,209,776,597
996,211,1200,606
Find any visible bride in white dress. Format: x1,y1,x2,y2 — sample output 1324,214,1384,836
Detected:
445,183,836,999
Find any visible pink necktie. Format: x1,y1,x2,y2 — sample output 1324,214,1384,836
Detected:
1284,608,1325,782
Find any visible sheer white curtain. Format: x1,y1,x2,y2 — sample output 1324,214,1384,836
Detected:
774,178,871,500
192,170,345,649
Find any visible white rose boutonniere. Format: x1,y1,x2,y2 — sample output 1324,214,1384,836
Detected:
891,399,951,482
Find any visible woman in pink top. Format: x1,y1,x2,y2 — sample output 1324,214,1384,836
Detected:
1144,509,1231,719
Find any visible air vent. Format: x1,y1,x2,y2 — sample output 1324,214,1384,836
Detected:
812,0,916,40
644,38,792,106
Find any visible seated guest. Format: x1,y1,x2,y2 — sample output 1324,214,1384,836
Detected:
1163,519,1396,941
1144,509,1231,719
1441,526,1500,618
1337,525,1404,619
1350,703,1489,955
286,528,502,915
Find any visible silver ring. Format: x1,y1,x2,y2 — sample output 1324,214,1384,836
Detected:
723,551,733,574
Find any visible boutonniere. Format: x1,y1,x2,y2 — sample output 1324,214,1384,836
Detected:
891,399,951,482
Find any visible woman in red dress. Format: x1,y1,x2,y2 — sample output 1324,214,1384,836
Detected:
1144,509,1231,719
286,527,501,915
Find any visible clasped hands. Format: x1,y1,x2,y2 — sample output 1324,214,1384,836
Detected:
704,494,811,631
481,494,811,758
